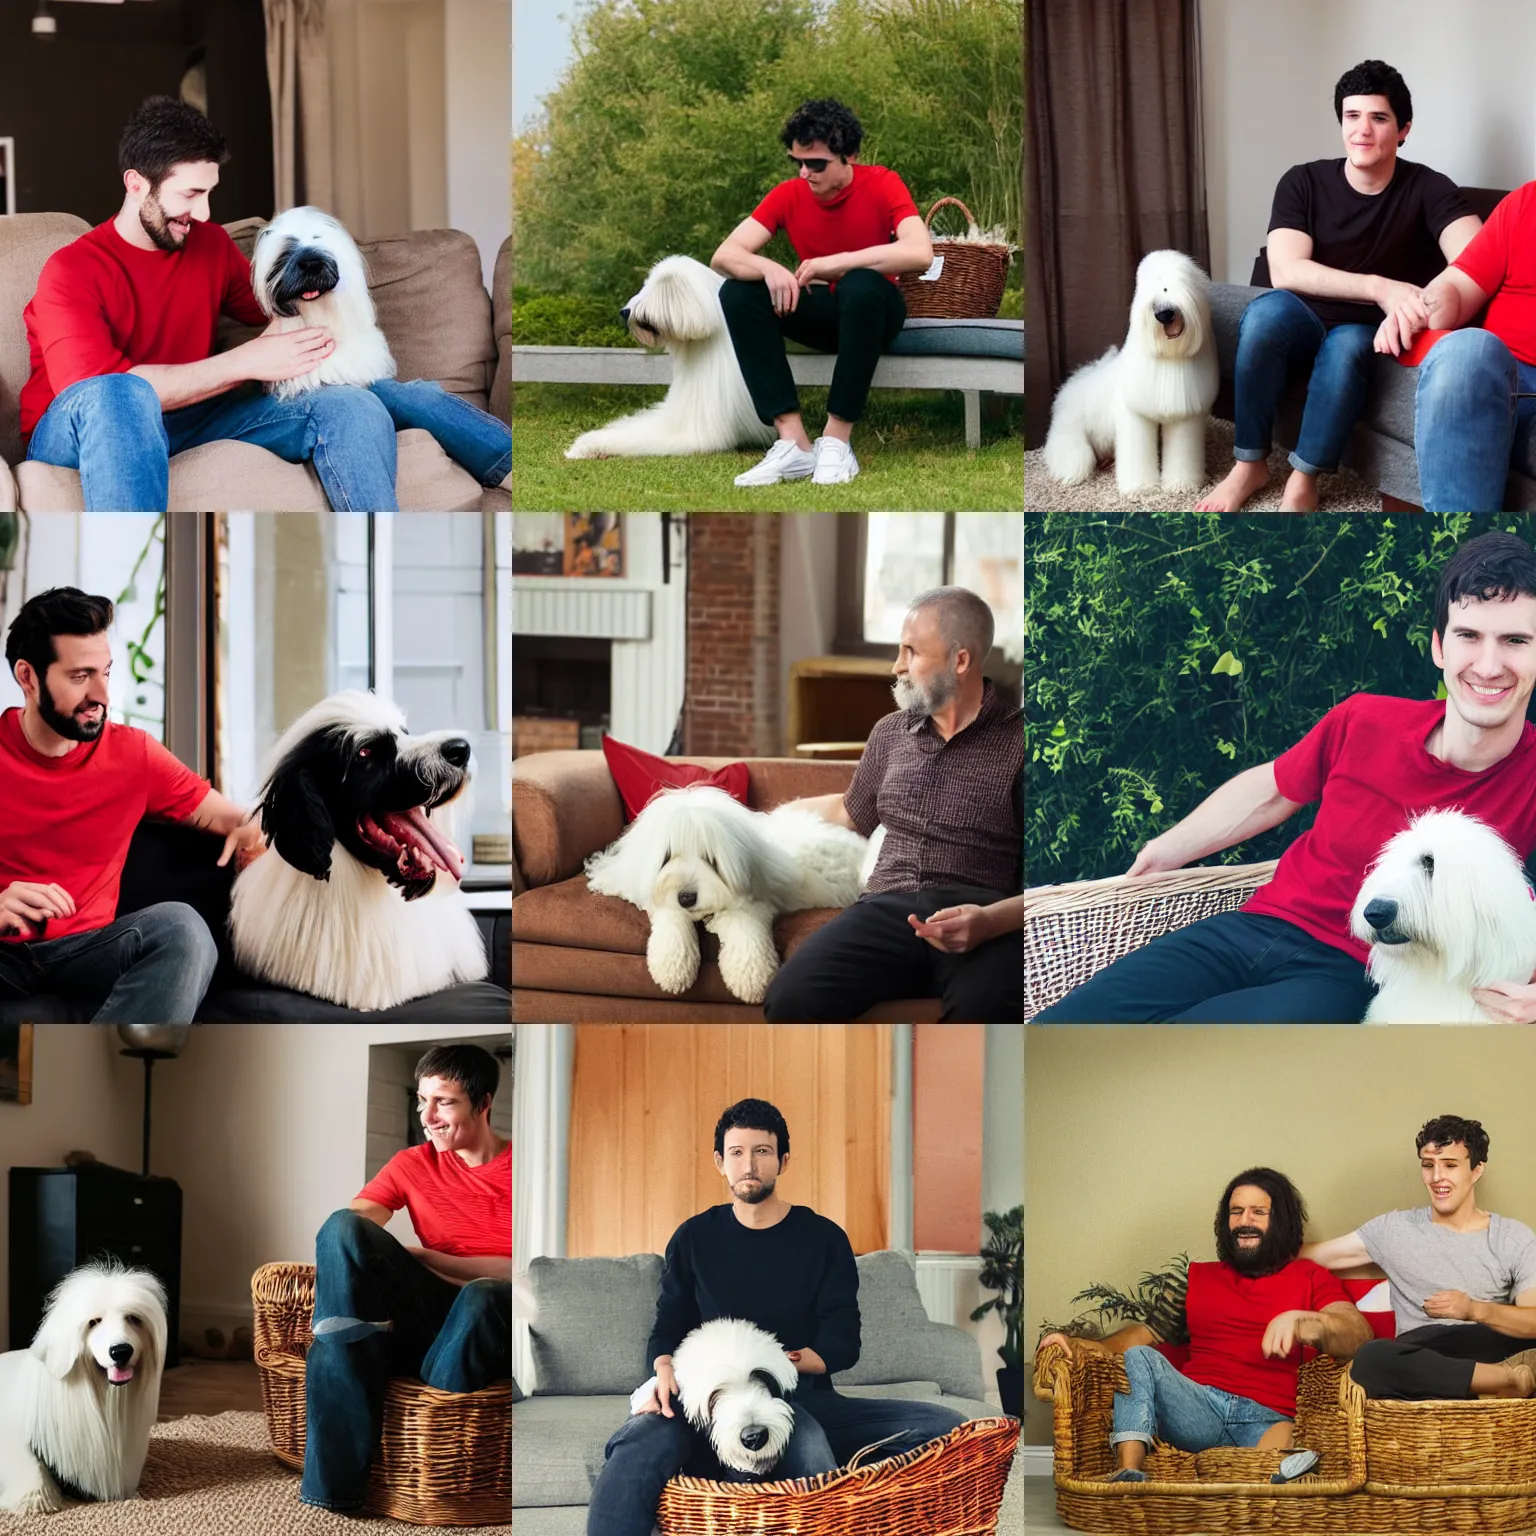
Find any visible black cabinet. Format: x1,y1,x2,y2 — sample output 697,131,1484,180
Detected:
9,1164,182,1368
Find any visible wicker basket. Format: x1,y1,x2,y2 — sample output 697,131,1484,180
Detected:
897,197,1012,318
655,1415,1018,1535
251,1262,512,1527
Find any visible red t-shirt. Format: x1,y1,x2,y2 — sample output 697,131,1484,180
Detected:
1243,694,1536,962
1453,181,1536,364
751,164,920,288
1183,1259,1350,1417
20,217,267,437
357,1141,511,1258
0,707,210,943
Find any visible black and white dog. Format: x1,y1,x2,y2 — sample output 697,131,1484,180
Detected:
229,691,488,1010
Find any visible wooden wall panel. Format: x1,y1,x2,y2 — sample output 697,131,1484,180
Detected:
912,1023,985,1252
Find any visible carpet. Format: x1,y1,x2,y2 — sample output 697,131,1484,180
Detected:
2,1412,510,1534
1024,417,1383,512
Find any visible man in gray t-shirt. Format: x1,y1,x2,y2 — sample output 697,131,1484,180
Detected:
1301,1114,1536,1400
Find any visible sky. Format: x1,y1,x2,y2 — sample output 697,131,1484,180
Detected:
513,1,578,135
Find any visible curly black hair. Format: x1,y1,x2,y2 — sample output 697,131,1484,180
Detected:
1433,531,1536,640
714,1098,790,1163
780,98,863,159
1213,1167,1307,1271
1416,1114,1489,1169
4,587,114,686
1333,60,1412,139
119,95,229,188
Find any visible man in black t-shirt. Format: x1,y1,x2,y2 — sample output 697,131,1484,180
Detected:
585,1099,967,1536
1198,59,1479,513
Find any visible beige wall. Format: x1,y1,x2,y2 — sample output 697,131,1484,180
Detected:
777,515,842,754
1025,1026,1536,1444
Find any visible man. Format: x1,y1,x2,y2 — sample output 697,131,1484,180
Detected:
22,95,511,512
0,586,261,1022
1302,1115,1536,1401
1037,530,1536,1022
764,585,1022,1022
302,1043,511,1516
586,1099,964,1536
1038,1168,1370,1483
711,98,932,488
1199,60,1477,513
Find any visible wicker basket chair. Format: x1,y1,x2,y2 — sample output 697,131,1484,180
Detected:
251,1262,512,1527
1024,862,1278,1019
655,1416,1018,1536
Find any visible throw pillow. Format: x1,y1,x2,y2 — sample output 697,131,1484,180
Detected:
601,734,750,821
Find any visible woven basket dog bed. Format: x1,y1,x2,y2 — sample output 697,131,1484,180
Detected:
897,197,1013,319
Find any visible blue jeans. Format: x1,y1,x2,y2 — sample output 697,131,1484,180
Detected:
0,901,216,1022
585,1389,966,1536
26,373,512,512
1231,289,1374,475
299,1210,511,1514
1414,328,1536,511
1111,1345,1289,1452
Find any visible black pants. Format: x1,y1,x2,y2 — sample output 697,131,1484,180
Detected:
763,887,1021,1023
1351,1324,1523,1400
719,269,906,425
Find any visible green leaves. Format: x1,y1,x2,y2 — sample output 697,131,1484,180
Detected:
1211,650,1243,677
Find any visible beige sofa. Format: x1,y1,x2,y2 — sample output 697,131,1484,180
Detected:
0,213,511,512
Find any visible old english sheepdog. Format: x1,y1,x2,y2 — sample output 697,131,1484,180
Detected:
0,1262,167,1514
565,255,775,459
229,690,488,1011
252,206,397,400
1043,248,1218,496
585,785,872,1004
1350,809,1536,1023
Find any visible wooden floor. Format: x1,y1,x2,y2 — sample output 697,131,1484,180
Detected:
157,1359,264,1420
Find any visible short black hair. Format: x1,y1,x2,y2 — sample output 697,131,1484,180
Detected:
1334,60,1412,139
714,1098,790,1162
1416,1114,1489,1169
4,587,114,686
1433,531,1536,640
1213,1167,1307,1267
119,95,229,189
780,98,863,159
414,1043,500,1115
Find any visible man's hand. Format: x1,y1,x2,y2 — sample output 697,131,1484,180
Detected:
1373,277,1428,324
217,816,267,871
1036,1332,1083,1359
1423,1290,1478,1321
0,880,76,938
787,1345,828,1375
763,263,801,316
1471,981,1536,1023
1262,1309,1321,1359
908,904,994,953
236,326,336,383
1374,287,1435,357
1126,836,1186,878
636,1356,679,1417
794,255,845,287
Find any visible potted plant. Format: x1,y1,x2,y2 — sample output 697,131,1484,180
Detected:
970,1204,1022,1417
1035,1253,1191,1355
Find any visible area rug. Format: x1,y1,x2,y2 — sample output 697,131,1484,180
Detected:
1025,417,1382,512
1,1412,510,1534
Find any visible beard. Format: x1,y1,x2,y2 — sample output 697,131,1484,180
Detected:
1218,1223,1297,1277
893,663,958,717
38,678,105,742
733,1173,776,1205
139,190,191,253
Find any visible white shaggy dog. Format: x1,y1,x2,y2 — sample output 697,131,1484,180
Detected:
585,784,870,1004
1349,809,1536,1023
565,255,774,459
252,206,397,400
1043,249,1219,496
0,1263,167,1514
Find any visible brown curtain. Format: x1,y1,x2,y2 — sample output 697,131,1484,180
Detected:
263,0,333,212
1025,0,1210,446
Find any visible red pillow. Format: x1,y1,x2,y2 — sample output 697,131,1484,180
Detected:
1342,1275,1397,1339
600,734,751,822
1392,327,1452,367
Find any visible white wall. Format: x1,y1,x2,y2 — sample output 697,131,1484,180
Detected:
982,1023,1022,1219
777,514,841,754
446,0,512,291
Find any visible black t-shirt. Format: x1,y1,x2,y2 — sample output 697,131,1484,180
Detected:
1266,158,1471,326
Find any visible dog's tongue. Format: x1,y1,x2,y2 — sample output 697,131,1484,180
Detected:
361,808,465,882
108,1364,134,1385
302,289,320,301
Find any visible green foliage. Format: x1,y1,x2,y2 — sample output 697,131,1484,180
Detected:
970,1205,1023,1370
1025,513,1532,883
512,287,639,349
1036,1254,1190,1345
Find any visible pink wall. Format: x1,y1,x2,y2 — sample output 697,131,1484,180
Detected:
913,1023,984,1251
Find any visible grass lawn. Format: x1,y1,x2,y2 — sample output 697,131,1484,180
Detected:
511,383,1024,511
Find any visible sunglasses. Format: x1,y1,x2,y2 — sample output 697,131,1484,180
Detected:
788,154,833,173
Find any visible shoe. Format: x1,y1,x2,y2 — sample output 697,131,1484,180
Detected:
734,440,816,487
1271,1448,1320,1483
1104,1468,1145,1483
811,436,859,484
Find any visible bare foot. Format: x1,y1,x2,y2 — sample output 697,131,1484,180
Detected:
1279,469,1320,512
1195,460,1269,512
1476,1362,1536,1398
1508,1364,1535,1399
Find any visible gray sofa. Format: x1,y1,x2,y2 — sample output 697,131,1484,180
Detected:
513,1249,1002,1536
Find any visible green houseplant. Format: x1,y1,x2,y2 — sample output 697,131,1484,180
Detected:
970,1204,1022,1417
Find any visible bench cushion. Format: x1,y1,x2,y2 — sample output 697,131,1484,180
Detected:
888,318,1023,360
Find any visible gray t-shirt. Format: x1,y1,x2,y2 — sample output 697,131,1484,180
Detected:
1358,1207,1536,1332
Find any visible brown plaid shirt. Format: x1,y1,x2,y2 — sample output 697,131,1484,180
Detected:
844,678,1023,895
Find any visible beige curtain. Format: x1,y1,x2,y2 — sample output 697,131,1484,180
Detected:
263,0,333,212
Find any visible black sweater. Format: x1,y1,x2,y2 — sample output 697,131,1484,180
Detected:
645,1204,861,1391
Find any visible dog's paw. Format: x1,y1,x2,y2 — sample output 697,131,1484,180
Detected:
647,924,700,994
717,935,779,1005
1042,438,1096,486
3,1483,65,1516
565,434,610,460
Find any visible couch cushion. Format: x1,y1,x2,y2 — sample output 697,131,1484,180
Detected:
888,318,1024,360
491,237,511,424
512,1393,628,1506
528,1254,663,1394
195,978,510,1022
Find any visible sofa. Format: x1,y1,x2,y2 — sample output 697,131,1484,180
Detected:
0,819,511,1023
510,751,942,1022
0,212,511,512
513,1247,1004,1536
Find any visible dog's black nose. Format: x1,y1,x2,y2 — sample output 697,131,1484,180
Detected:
620,306,632,324
677,891,697,910
441,738,471,768
1363,898,1398,932
108,1342,134,1365
1154,304,1178,325
740,1425,769,1451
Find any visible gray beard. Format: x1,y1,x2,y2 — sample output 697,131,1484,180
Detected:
893,666,959,717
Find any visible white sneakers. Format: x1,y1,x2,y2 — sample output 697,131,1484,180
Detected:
811,436,859,484
734,436,860,488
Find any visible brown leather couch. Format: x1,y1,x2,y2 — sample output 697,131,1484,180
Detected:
511,751,942,1022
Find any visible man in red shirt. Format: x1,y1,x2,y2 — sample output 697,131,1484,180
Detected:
1038,1168,1370,1483
711,98,932,488
1,586,263,1021
1036,530,1536,1022
301,1043,511,1515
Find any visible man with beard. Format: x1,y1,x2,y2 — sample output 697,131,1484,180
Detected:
1038,1167,1370,1482
0,587,262,1021
764,586,1023,1023
1302,1115,1536,1400
586,1099,965,1536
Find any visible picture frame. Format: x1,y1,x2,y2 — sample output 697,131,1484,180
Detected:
565,514,624,578
0,1024,33,1105
511,513,565,577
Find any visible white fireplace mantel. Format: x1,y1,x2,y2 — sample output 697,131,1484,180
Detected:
511,580,652,641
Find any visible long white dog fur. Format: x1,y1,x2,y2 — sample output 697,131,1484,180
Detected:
566,255,774,459
1350,808,1536,1023
1043,248,1219,496
0,1263,167,1514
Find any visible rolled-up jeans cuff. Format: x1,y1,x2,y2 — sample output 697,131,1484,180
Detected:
1232,447,1269,463
1287,450,1329,476
1108,1431,1155,1446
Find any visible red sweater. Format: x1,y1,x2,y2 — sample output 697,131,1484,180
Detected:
357,1141,511,1258
21,217,267,437
751,164,920,287
1454,182,1536,364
